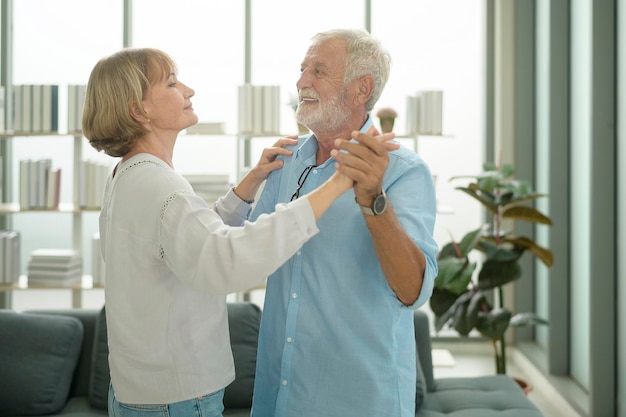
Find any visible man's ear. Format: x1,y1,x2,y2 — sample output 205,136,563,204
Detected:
356,75,375,104
130,103,150,124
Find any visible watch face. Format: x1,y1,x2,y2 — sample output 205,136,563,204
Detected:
373,193,387,214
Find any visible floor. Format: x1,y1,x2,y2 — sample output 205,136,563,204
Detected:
432,341,584,417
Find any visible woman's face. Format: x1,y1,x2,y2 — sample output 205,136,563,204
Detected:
142,72,198,133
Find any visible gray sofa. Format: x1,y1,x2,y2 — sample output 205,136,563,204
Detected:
0,304,543,417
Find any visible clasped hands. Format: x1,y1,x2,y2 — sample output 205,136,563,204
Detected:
330,126,399,205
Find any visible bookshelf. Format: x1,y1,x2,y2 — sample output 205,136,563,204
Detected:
0,131,105,308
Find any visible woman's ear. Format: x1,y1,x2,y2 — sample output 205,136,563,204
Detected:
130,103,150,124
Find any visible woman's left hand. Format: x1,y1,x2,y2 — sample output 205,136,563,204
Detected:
248,135,299,181
233,135,299,203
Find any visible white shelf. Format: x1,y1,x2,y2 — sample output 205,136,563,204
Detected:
0,132,91,308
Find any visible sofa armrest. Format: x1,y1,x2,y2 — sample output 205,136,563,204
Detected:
413,309,436,392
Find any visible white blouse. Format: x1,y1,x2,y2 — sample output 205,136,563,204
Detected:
99,153,318,404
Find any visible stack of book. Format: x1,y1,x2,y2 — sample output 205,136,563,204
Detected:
0,230,20,285
12,84,59,133
238,84,280,135
406,90,444,136
27,249,82,286
67,84,87,133
19,158,61,209
77,159,113,209
184,174,232,206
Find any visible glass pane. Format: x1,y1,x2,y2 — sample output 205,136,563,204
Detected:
251,0,364,135
132,0,244,179
372,0,484,252
132,0,244,134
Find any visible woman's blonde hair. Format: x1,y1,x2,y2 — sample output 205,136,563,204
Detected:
82,48,176,157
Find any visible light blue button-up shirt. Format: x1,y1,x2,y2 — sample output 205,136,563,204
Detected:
250,116,438,417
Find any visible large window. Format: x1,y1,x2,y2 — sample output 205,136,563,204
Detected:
7,0,485,310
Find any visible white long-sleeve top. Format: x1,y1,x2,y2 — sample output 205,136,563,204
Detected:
99,153,318,404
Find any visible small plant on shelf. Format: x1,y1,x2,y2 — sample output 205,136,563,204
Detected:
375,107,398,133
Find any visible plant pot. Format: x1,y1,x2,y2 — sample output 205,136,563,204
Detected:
379,117,395,133
512,376,533,395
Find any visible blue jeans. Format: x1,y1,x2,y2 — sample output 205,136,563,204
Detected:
108,384,225,417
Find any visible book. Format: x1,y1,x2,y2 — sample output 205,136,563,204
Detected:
19,159,31,209
92,233,105,286
32,84,43,132
35,159,51,209
1,230,20,284
46,167,61,209
27,273,81,287
238,84,254,133
406,95,421,136
27,260,82,271
417,90,443,135
0,85,5,132
21,84,33,132
67,84,86,133
252,85,264,135
12,85,22,132
262,85,280,134
30,248,81,263
42,84,59,132
184,174,232,205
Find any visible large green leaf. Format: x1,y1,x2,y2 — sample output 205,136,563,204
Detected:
435,257,476,294
477,239,524,262
501,236,554,267
502,205,552,225
457,228,483,256
429,288,459,317
455,186,497,213
433,290,474,334
476,308,512,339
465,290,490,332
510,312,550,327
477,259,522,289
437,241,460,259
452,296,473,336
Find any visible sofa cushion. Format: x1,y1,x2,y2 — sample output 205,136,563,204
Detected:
416,375,544,417
0,311,84,416
223,302,262,409
88,306,110,410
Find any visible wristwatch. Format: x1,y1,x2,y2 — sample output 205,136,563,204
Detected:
355,191,387,216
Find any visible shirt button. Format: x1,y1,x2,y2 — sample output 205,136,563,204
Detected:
282,379,288,386
296,251,302,256
291,293,297,299
312,169,318,175
287,337,292,343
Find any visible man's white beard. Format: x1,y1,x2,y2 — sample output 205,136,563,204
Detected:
296,89,351,133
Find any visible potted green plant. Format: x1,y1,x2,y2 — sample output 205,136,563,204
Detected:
430,162,553,376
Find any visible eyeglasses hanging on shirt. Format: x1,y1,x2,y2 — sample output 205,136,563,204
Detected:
290,165,315,201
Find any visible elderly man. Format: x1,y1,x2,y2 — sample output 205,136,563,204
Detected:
250,28,439,417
